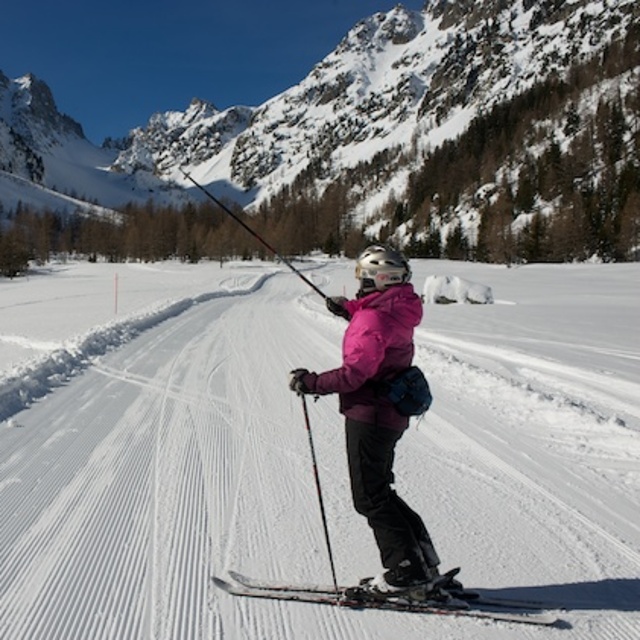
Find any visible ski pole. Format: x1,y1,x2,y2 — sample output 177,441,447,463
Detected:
180,169,328,301
300,394,339,594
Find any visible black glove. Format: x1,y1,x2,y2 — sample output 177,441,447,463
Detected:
326,296,350,320
289,368,312,395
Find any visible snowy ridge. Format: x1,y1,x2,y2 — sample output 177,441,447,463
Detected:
112,99,253,177
417,330,639,430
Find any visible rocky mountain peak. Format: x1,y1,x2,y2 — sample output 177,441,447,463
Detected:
336,5,424,54
112,99,253,175
10,73,84,143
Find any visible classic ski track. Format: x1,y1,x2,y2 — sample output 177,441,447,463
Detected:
212,284,365,640
411,339,640,571
0,297,232,639
424,410,640,568
1,371,158,638
149,313,207,639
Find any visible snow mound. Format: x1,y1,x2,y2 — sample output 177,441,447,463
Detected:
0,272,274,423
422,275,494,305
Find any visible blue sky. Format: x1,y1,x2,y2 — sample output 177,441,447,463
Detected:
1,1,425,145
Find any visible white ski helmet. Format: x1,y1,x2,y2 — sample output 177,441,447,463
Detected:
355,245,411,294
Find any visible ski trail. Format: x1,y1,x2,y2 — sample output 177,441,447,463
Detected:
418,329,640,429
413,337,640,550
143,303,243,639
422,410,640,571
206,280,384,640
3,262,640,640
0,384,158,639
148,326,186,640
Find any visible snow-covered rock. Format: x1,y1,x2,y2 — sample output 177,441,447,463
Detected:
422,274,493,304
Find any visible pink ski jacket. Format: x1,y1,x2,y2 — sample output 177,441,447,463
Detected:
304,283,423,431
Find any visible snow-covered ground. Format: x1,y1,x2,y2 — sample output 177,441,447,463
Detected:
1,257,639,639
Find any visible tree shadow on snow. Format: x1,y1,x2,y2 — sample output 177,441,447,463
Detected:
477,577,640,612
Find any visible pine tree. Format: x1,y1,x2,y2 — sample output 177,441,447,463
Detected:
444,222,469,260
518,213,549,262
0,227,30,278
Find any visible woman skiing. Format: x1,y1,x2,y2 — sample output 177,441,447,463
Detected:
289,245,447,594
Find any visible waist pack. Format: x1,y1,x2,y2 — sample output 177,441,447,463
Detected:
383,366,433,417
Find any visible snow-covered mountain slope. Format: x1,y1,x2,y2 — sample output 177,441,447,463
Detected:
132,0,640,213
112,99,252,176
0,71,189,214
1,1,638,219
0,169,121,219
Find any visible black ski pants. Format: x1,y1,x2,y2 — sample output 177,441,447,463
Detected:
345,418,440,572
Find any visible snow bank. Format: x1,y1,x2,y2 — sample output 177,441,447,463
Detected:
0,271,274,423
422,274,494,304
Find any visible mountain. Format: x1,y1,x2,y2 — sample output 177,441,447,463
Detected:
0,70,191,217
1,1,638,246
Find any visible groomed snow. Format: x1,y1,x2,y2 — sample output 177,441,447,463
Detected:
1,258,639,639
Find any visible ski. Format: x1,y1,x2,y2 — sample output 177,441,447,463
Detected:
227,569,549,611
213,576,561,627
